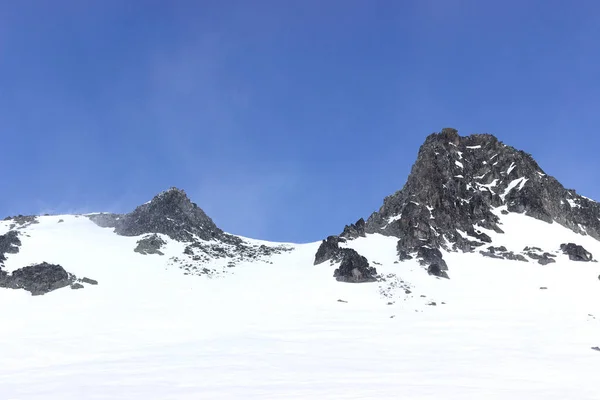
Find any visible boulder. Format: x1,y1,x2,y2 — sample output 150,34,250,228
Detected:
427,263,450,279
560,243,593,262
81,277,98,285
333,248,377,283
0,262,75,296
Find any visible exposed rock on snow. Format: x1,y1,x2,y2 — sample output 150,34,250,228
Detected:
89,188,293,267
3,215,39,230
80,277,98,285
522,246,556,265
313,235,378,283
333,249,377,283
314,236,344,265
480,246,528,262
0,262,94,296
340,218,366,239
89,188,223,242
560,243,593,262
134,234,167,256
322,128,600,273
0,231,21,265
427,263,449,279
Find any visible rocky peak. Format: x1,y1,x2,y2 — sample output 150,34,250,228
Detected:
329,128,600,271
90,187,223,242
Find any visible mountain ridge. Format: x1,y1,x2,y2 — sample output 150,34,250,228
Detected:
2,128,600,293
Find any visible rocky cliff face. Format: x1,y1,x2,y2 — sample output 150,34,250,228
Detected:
327,128,600,273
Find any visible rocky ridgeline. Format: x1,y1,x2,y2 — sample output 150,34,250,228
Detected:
90,188,293,272
2,215,39,230
323,128,600,276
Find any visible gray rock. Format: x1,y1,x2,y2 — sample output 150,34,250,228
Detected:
480,246,528,262
71,283,84,290
89,188,223,242
592,346,600,352
340,218,366,239
523,247,556,265
134,234,167,256
314,236,342,265
0,231,21,265
333,248,378,283
81,277,98,285
560,243,593,262
4,215,39,230
322,128,600,273
427,263,450,279
0,262,76,296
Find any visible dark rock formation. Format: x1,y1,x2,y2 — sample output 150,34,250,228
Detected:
88,188,294,268
81,277,98,285
314,236,344,265
417,246,448,270
71,283,84,290
313,236,378,283
0,231,21,265
320,128,600,272
3,215,39,230
523,246,556,265
427,263,449,279
0,262,79,296
480,246,528,262
560,243,593,262
134,234,167,255
89,188,223,242
340,218,366,239
333,249,378,283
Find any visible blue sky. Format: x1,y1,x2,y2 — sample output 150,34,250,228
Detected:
1,0,599,242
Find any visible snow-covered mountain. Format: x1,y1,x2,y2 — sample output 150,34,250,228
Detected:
1,128,600,399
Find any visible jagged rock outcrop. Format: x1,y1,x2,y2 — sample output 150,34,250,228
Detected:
0,262,92,296
324,128,600,271
314,236,345,265
333,249,378,283
0,231,21,265
89,188,223,242
560,243,593,262
313,236,377,282
340,218,366,239
134,234,167,255
3,215,39,230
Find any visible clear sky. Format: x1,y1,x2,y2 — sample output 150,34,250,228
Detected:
1,0,599,243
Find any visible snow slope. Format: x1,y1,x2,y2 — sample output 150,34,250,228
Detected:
1,212,600,399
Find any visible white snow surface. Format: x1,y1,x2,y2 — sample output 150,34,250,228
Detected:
1,213,600,399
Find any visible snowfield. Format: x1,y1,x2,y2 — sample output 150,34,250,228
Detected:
1,212,600,399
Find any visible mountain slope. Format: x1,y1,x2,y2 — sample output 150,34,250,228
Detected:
1,129,600,399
